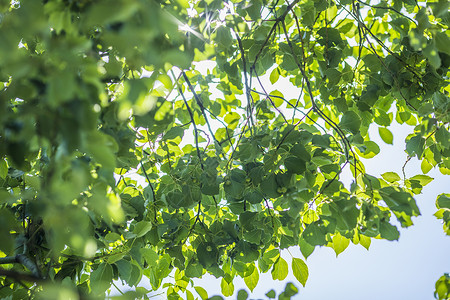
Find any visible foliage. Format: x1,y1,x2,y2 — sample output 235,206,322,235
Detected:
435,273,450,300
0,0,449,299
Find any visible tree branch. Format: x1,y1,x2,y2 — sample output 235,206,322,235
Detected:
0,254,43,283
0,267,44,283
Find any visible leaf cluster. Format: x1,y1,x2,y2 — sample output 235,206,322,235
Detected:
0,0,448,299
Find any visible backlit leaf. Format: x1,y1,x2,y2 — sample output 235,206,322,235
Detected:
244,266,259,292
271,257,288,281
359,234,371,250
381,172,401,182
270,68,279,84
220,278,234,297
292,257,308,287
194,286,208,300
409,174,433,187
332,233,350,256
378,127,393,145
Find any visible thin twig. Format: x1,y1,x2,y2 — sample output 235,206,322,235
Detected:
250,0,301,71
140,161,157,223
356,0,417,24
402,156,412,180
177,83,204,170
181,70,219,146
235,30,254,129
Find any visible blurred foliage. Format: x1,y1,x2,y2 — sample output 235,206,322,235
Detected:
0,0,448,299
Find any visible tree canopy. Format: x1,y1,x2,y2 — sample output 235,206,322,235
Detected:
0,0,449,299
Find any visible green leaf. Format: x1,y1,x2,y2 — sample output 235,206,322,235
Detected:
186,290,195,300
435,32,450,55
290,143,311,161
331,233,350,256
162,127,184,141
0,159,7,179
107,252,125,264
85,131,118,169
284,156,306,174
409,174,433,187
0,209,17,254
421,159,433,174
437,194,450,209
224,112,240,130
245,0,262,20
378,127,393,145
280,53,298,71
363,54,381,72
270,90,284,107
220,278,234,297
140,248,158,267
281,282,299,298
197,242,218,267
435,126,450,148
380,188,420,217
237,289,249,300
359,234,371,250
266,289,276,299
35,284,79,300
406,135,425,158
357,141,380,159
325,68,341,85
271,257,288,281
133,221,152,238
379,222,400,241
317,27,342,46
240,211,258,231
194,286,208,300
423,41,441,69
299,237,315,259
185,261,203,278
270,68,279,84
292,257,308,287
339,111,361,134
381,172,401,182
244,266,259,292
243,229,262,245
301,2,316,26
434,273,450,300
302,222,327,246
215,26,233,47
115,259,138,286
260,173,281,199
235,241,260,263
311,155,332,166
90,263,113,294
